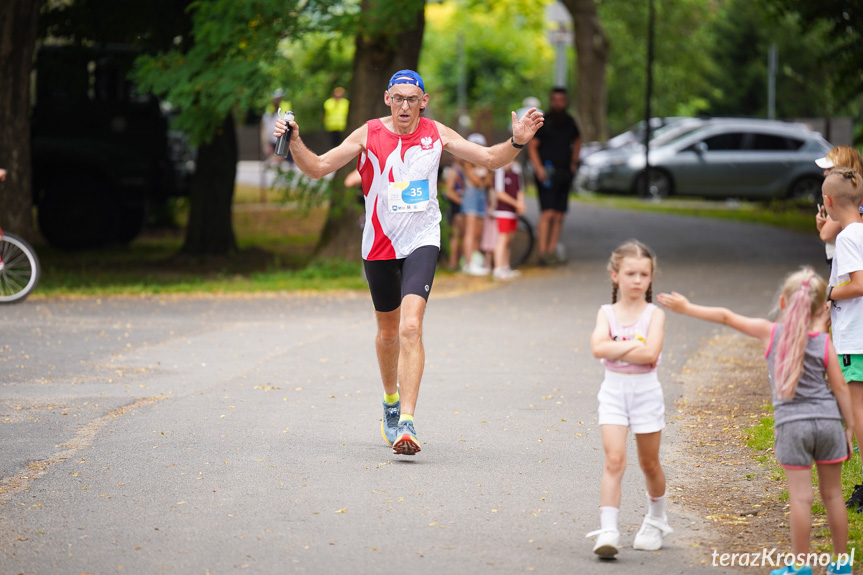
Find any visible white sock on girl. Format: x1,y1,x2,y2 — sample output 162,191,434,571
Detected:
647,492,666,518
599,506,619,531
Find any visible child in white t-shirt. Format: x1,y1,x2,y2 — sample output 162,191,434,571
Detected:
823,168,863,511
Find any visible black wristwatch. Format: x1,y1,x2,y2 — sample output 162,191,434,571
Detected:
511,137,524,149
827,284,834,303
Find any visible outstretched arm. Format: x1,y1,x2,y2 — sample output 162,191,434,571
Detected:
656,291,773,345
440,108,544,170
274,117,366,179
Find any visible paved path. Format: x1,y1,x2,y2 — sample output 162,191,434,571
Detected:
0,202,826,574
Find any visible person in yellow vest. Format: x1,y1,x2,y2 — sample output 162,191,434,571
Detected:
323,87,350,148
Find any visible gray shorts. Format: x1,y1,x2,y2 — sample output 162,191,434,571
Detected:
774,419,848,469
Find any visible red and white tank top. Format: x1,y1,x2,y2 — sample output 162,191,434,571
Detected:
358,117,443,261
600,303,661,374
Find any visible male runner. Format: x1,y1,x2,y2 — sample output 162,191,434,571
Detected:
274,70,544,455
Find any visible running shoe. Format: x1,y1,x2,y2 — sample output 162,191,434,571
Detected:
828,559,853,574
381,400,400,446
392,419,421,455
632,514,673,551
845,483,863,511
770,565,812,575
585,528,619,559
492,267,521,281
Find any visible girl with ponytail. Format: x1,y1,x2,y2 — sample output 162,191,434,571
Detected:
657,268,854,575
587,240,670,558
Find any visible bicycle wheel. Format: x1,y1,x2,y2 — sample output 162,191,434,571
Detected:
0,232,41,303
509,215,534,269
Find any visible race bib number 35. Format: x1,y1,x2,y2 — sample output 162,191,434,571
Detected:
388,180,430,213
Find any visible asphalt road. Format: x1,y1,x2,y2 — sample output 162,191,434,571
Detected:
0,201,826,574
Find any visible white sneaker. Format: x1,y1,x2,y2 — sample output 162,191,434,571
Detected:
466,262,490,276
632,514,672,551
493,267,521,280
585,528,619,559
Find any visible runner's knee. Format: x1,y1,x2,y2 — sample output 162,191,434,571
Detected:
377,327,399,346
399,316,422,343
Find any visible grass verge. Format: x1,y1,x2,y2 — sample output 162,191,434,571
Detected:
33,205,366,297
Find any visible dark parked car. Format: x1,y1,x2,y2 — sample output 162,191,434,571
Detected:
579,118,831,201
31,44,194,249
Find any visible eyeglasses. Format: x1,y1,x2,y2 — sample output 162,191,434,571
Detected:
389,93,422,107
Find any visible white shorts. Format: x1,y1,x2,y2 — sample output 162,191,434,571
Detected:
597,370,665,434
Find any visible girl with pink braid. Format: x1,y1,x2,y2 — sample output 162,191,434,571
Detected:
657,268,855,575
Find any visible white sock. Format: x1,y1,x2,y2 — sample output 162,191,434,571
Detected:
599,506,619,531
647,492,666,518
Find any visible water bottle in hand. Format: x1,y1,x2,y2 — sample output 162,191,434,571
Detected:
274,109,294,157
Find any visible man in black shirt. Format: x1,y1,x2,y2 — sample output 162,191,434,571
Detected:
527,87,581,265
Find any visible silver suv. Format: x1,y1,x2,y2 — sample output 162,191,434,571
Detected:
579,118,831,200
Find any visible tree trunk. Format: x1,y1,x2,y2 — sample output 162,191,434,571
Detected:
314,0,426,260
182,113,238,255
0,0,40,242
562,0,609,143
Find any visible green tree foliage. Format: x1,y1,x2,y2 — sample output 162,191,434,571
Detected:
269,31,355,132
134,0,351,146
598,0,718,135
419,0,555,132
133,0,360,255
767,0,863,107
704,0,836,119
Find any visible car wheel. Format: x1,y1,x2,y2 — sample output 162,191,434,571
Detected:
787,176,823,204
113,203,148,244
636,168,673,199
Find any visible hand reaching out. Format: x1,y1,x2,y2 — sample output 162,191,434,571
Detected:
511,108,544,146
655,291,689,313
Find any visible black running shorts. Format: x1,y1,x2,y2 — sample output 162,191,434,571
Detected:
363,245,439,312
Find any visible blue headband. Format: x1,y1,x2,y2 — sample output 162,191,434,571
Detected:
388,70,424,93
